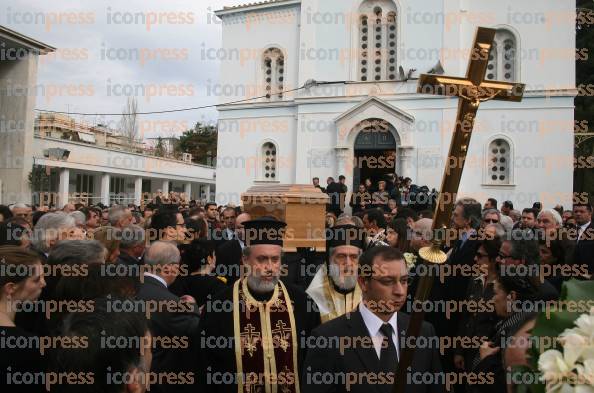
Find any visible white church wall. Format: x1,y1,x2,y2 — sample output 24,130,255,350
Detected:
216,109,297,205
217,4,301,105
215,0,576,209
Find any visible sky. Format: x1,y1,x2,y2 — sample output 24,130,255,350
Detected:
1,0,250,140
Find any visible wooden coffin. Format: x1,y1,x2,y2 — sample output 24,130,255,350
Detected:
241,184,329,252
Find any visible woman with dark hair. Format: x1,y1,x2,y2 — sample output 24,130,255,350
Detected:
185,217,208,241
385,217,413,253
470,266,539,393
0,246,46,393
170,239,227,308
454,237,501,372
31,210,47,227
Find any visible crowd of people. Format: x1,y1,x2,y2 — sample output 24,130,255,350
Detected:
0,176,592,393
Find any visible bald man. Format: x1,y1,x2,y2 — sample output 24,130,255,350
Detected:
216,212,252,285
411,218,433,252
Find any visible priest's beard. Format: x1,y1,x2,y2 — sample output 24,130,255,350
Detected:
328,262,357,292
247,273,280,294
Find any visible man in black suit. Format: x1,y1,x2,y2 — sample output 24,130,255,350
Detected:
136,241,201,393
573,202,594,275
326,177,344,216
424,198,481,386
215,212,251,285
302,246,444,393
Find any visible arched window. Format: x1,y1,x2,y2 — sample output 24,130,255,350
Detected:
261,142,277,181
487,138,511,185
486,29,517,82
263,48,285,100
359,1,398,81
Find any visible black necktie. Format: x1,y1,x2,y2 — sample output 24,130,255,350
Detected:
379,323,398,374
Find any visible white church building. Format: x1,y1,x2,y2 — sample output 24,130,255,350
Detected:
214,0,576,209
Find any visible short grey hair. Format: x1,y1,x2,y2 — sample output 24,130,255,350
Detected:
31,212,76,253
538,209,563,227
509,209,522,222
500,215,514,233
108,205,128,226
144,241,180,265
120,225,145,249
69,211,86,226
351,216,364,228
336,215,356,226
47,240,107,265
484,223,506,239
10,203,29,211
482,209,501,221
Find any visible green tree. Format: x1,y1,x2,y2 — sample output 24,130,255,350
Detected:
176,122,218,166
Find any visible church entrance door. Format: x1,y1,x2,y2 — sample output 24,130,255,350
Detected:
352,120,397,190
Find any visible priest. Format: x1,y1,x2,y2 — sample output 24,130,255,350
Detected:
198,217,321,393
306,224,365,323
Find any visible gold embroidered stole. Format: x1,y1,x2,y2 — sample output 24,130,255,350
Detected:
233,278,300,393
320,273,362,323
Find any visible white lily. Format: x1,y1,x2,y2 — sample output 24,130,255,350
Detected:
548,382,576,393
559,331,588,365
574,312,594,340
539,350,575,383
578,359,594,385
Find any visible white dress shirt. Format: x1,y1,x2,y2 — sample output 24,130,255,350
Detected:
225,228,234,240
144,272,168,288
578,221,591,242
359,302,399,360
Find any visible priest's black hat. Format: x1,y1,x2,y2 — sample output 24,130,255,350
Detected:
243,216,287,247
326,224,365,250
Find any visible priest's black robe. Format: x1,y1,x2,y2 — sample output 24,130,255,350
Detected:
197,281,321,393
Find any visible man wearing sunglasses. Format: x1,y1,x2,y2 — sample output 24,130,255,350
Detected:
495,232,559,301
302,246,444,393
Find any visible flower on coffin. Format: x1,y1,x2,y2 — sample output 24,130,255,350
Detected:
538,308,594,392
403,253,417,270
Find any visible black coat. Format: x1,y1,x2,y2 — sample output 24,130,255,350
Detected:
426,238,480,340
198,282,321,393
326,182,345,216
116,250,143,266
215,239,243,285
574,223,594,275
136,275,201,393
169,274,228,308
301,309,445,393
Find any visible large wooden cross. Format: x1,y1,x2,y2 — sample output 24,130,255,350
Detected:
393,27,525,393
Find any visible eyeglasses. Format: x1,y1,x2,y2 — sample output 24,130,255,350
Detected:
497,252,511,260
484,219,499,224
370,276,411,287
